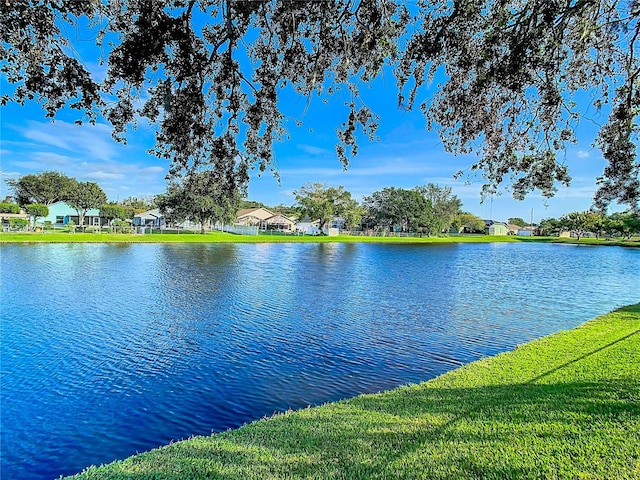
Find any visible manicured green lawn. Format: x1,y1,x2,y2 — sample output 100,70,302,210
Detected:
516,236,640,248
68,304,640,479
0,231,519,244
1,231,638,246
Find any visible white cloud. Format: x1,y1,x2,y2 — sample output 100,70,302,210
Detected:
280,167,344,176
281,157,442,178
140,166,165,174
8,151,81,172
279,190,295,199
86,171,126,180
31,152,76,166
85,61,108,83
22,120,118,162
297,144,332,156
22,128,70,150
554,184,597,199
350,162,441,177
576,150,590,158
4,117,170,200
12,161,49,170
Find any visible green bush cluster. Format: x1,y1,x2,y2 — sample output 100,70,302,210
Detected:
112,219,133,234
0,202,20,214
8,218,28,230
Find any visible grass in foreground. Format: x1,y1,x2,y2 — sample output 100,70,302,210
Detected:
1,231,638,246
68,305,640,479
0,231,519,244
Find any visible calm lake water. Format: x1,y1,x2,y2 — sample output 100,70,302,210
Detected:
1,242,639,479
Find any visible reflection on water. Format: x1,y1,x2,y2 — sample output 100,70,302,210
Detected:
1,242,638,479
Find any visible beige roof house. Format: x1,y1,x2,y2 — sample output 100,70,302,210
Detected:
266,213,296,231
236,207,276,228
236,207,296,231
506,224,521,235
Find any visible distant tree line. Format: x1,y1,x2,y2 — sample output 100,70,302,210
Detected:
539,211,640,240
5,171,476,236
7,171,638,239
294,182,473,236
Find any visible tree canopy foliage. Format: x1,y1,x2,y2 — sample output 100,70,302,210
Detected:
607,210,640,237
0,202,21,214
542,209,640,239
65,181,108,228
453,212,486,233
157,169,241,232
99,203,135,231
122,196,156,214
6,171,75,206
24,203,49,227
416,183,462,235
1,1,638,208
508,217,528,227
294,182,360,230
361,183,461,234
362,187,430,232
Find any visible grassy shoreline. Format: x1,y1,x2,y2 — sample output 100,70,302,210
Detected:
1,231,638,246
68,304,640,479
0,231,514,244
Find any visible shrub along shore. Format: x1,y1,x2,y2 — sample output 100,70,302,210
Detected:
67,304,640,479
0,231,638,246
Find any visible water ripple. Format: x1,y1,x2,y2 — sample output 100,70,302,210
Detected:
1,242,638,479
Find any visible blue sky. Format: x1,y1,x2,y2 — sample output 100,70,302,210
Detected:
0,19,615,223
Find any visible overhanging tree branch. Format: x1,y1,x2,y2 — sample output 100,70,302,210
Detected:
1,0,638,209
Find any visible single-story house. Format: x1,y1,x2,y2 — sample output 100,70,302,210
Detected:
266,213,296,231
329,216,347,231
517,226,536,236
133,208,203,231
133,208,166,228
236,207,296,231
488,222,509,235
506,224,521,235
293,218,345,235
483,219,497,228
295,220,321,235
42,202,104,227
236,207,277,230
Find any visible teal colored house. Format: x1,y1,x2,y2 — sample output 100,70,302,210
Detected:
42,202,104,227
